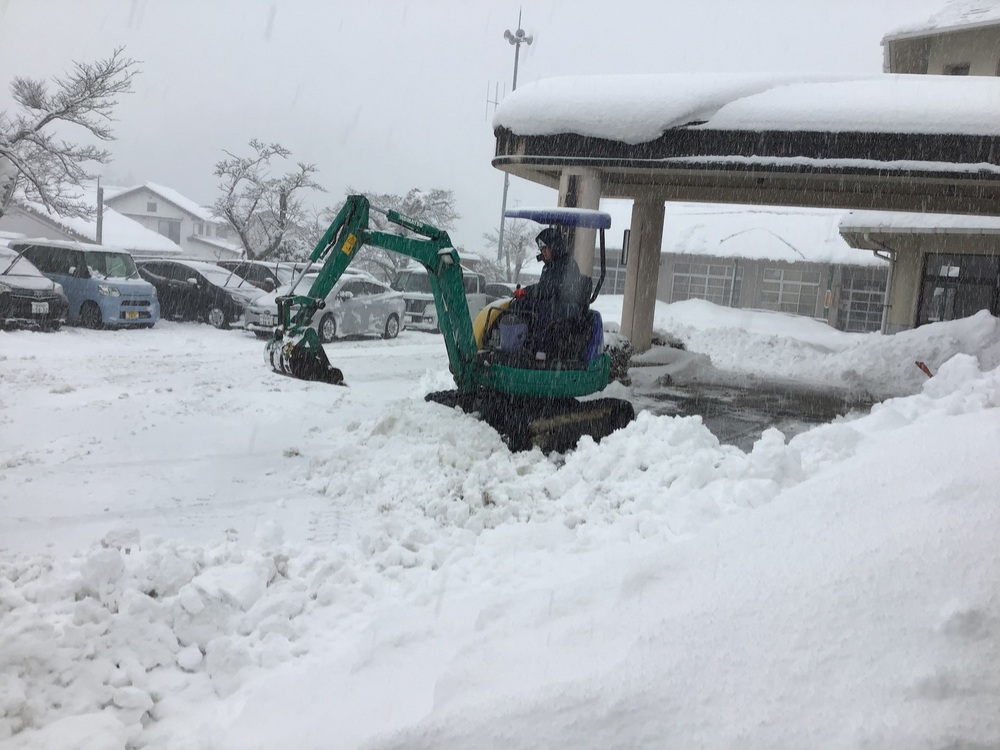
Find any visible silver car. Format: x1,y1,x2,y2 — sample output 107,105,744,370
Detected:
245,272,406,342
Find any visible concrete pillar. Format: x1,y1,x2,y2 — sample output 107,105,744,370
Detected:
558,168,601,273
620,199,665,352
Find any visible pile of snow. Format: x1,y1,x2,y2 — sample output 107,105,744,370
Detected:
1,302,998,748
610,298,1000,398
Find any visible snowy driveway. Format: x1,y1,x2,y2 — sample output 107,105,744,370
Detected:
2,306,999,749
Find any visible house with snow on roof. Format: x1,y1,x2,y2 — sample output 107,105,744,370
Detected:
103,182,242,261
0,184,183,258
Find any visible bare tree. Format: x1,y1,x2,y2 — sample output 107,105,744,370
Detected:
213,139,325,260
0,47,138,219
481,219,535,283
328,187,461,281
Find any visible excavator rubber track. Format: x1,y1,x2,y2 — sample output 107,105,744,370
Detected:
426,389,635,453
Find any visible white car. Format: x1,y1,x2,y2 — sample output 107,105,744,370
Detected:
245,272,406,342
391,265,488,332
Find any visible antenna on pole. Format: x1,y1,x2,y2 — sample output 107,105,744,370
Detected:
485,80,505,121
497,7,533,263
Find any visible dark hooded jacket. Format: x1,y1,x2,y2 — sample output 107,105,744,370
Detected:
520,228,589,324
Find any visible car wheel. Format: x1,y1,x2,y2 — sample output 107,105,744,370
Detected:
383,314,400,340
205,305,229,329
318,312,337,343
80,301,103,329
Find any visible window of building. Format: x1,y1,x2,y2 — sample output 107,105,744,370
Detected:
837,267,887,333
147,201,157,212
944,63,970,75
917,253,1000,326
591,255,628,296
670,262,742,306
157,218,181,244
760,268,821,316
195,222,204,235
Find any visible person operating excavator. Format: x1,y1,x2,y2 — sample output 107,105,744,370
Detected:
510,227,589,358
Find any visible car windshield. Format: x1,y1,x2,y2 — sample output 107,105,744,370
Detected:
199,265,251,288
0,248,45,277
392,272,431,293
84,251,140,280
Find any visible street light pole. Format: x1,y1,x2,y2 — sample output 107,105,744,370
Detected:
497,10,532,262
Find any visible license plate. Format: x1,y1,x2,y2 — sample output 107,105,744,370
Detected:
260,314,274,327
31,301,48,314
125,311,139,320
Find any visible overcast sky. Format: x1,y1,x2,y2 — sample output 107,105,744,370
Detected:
0,0,941,251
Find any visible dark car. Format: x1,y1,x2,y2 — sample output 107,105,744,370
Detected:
136,258,260,329
0,244,69,331
485,282,519,303
217,260,283,293
216,260,319,294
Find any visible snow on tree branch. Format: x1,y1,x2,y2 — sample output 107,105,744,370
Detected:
213,139,325,260
0,47,139,219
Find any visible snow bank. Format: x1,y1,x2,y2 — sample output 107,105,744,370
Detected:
1,307,998,748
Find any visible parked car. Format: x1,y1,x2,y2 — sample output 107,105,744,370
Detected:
216,259,317,294
485,281,519,303
0,244,69,331
391,265,487,332
245,272,405,342
136,258,260,329
12,239,159,329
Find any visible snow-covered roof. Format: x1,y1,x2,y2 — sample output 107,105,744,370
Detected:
600,201,886,267
884,0,1000,41
840,208,1000,234
493,73,1000,144
16,187,183,257
105,181,215,222
189,234,243,254
511,201,884,267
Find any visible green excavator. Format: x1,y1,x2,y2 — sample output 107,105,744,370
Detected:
266,194,634,452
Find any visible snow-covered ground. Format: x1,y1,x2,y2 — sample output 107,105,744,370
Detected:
1,298,999,750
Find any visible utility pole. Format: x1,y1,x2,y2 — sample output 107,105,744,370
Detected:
96,176,104,245
497,9,532,262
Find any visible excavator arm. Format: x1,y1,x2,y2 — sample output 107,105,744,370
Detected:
269,194,480,389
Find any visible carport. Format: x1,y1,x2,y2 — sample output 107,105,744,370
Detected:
492,72,1000,349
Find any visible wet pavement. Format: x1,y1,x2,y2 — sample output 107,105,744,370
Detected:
629,374,877,452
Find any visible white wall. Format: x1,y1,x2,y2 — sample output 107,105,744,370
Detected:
106,189,199,255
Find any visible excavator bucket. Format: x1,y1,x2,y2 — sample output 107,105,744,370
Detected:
266,328,345,386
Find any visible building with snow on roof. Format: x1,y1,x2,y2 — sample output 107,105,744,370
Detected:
883,0,1000,75
0,184,183,258
492,0,1000,347
837,0,1000,333
103,182,242,261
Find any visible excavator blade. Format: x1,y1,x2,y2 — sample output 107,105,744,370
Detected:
426,390,634,453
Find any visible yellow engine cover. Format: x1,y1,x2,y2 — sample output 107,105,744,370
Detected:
473,299,511,350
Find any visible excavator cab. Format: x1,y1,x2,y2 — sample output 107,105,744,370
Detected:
476,207,611,370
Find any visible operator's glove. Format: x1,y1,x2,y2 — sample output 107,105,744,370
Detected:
512,287,527,301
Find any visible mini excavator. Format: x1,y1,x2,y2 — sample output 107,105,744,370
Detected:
266,194,634,452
